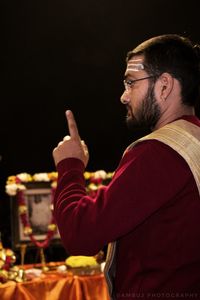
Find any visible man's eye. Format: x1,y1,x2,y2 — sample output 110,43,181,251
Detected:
126,80,133,86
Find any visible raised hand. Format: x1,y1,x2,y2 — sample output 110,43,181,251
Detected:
52,110,89,167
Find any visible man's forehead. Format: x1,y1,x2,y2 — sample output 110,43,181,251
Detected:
126,58,145,72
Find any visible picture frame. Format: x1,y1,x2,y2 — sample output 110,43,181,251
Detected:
10,182,60,249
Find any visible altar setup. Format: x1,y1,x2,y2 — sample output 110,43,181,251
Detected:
0,170,113,299
0,258,109,300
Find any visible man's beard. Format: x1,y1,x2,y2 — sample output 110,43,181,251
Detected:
126,84,161,132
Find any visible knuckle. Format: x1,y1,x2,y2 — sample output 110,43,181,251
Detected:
63,135,70,141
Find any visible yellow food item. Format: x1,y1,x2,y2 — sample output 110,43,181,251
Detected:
65,256,98,268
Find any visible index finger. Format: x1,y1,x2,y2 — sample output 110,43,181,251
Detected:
65,110,80,140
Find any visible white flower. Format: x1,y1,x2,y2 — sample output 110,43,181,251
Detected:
93,170,107,179
33,173,50,182
16,173,32,182
51,181,57,188
5,183,26,196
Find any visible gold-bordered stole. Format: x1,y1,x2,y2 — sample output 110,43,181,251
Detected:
128,119,200,195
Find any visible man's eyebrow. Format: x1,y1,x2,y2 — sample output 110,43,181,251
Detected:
124,73,129,80
124,72,135,80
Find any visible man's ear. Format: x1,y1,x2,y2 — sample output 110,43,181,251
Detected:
158,72,174,101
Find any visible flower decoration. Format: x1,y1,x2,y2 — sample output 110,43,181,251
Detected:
5,172,58,250
0,234,17,283
84,170,114,197
5,170,113,249
6,172,58,197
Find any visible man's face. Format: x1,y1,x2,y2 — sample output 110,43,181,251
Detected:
121,55,161,131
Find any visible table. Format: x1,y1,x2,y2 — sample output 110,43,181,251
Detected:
0,270,110,300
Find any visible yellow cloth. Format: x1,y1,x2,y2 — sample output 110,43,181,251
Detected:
0,281,16,299
0,272,110,300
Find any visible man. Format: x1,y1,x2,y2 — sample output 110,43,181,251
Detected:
52,34,200,299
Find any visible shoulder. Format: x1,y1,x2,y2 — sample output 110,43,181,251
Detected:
112,139,194,208
124,139,181,162
120,139,191,178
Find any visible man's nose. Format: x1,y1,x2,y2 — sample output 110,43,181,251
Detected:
120,90,130,104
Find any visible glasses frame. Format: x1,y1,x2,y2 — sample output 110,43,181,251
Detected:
123,75,156,91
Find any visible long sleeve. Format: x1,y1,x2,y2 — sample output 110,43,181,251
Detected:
53,139,197,256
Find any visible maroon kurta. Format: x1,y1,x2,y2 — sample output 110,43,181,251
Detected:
53,116,200,298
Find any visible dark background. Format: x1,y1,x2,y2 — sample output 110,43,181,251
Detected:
1,0,199,261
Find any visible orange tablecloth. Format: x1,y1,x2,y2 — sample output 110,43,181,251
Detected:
0,271,110,300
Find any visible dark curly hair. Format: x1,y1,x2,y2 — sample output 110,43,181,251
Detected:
127,34,200,108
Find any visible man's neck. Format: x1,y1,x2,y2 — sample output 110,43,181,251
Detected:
153,106,195,131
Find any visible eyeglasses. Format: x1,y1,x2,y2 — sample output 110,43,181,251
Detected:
123,75,156,91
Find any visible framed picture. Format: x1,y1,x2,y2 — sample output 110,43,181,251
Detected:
10,182,60,249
